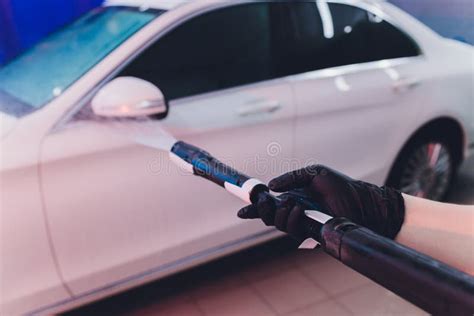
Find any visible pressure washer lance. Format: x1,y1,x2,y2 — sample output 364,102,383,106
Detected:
169,141,474,314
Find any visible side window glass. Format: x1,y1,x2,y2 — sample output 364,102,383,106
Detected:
273,2,421,77
269,2,325,77
327,3,421,65
119,3,273,100
324,2,372,67
117,2,421,101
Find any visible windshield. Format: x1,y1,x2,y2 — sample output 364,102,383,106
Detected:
0,6,162,117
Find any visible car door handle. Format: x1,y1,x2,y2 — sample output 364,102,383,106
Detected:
237,100,282,117
392,77,421,92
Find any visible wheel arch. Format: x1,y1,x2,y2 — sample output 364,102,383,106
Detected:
385,116,466,186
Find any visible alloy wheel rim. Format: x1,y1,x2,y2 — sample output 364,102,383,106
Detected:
399,142,452,201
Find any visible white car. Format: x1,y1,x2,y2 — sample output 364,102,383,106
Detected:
1,0,473,314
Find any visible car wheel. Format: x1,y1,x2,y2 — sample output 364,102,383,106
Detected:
388,139,456,201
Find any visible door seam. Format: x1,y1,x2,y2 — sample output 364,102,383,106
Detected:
37,136,75,297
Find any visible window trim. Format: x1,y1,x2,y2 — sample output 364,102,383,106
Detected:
156,1,424,103
287,55,424,82
171,56,424,107
55,0,424,132
171,1,425,105
164,1,425,105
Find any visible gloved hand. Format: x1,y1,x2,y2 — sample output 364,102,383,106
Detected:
238,165,405,240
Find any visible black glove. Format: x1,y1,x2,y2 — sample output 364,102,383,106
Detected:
238,165,405,240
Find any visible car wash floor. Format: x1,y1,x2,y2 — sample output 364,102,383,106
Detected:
65,157,474,316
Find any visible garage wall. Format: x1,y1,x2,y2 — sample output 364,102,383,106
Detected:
0,0,472,65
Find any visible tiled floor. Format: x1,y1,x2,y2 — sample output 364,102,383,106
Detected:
65,158,473,316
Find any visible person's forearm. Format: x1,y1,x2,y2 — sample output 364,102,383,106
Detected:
396,194,474,275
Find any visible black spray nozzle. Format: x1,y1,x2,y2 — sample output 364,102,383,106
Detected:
170,141,267,202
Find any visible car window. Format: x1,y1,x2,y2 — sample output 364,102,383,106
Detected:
119,2,421,102
273,2,420,76
269,2,326,77
120,3,275,101
327,3,421,64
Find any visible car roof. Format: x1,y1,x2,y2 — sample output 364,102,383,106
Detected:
104,0,192,10
104,0,386,11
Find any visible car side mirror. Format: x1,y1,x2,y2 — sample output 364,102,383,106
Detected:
91,77,168,119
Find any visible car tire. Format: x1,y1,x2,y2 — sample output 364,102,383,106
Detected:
387,134,459,201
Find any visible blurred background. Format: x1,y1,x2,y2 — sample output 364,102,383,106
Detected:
1,0,473,65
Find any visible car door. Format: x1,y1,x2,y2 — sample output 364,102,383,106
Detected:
40,3,295,295
285,1,423,184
